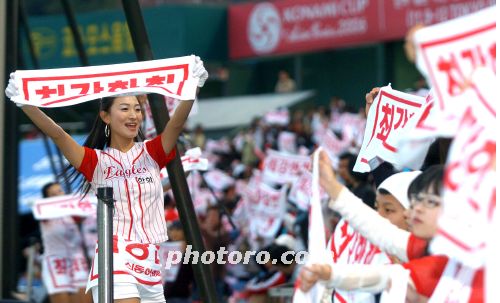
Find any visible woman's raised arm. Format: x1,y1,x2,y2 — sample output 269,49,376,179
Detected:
160,56,208,155
21,105,85,169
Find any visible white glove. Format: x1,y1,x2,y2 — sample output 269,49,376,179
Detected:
192,56,208,88
5,73,24,108
5,73,17,99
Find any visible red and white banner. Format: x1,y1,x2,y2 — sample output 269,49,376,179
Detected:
395,93,437,170
288,171,328,211
32,194,97,220
203,169,235,192
205,138,231,154
262,149,311,184
229,0,494,59
431,107,496,268
278,131,297,154
192,189,216,214
414,6,496,137
354,86,426,172
329,219,394,303
248,183,287,240
9,55,198,107
88,237,162,288
160,147,209,180
265,108,290,126
159,241,184,283
320,128,350,161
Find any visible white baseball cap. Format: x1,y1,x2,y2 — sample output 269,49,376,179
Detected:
274,234,296,251
378,171,422,209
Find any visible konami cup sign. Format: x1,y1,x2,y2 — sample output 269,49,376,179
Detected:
229,0,495,59
247,3,282,54
230,0,379,58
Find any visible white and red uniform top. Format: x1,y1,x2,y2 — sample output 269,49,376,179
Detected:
78,135,175,244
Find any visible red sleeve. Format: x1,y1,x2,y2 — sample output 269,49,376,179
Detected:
78,147,98,182
469,269,484,303
407,234,428,260
403,255,448,298
145,135,176,168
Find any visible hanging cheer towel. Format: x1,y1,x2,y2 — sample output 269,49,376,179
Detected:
6,55,199,107
293,148,330,303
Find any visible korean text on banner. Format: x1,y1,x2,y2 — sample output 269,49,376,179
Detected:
33,194,97,220
413,6,496,137
353,86,426,172
8,55,198,107
431,107,496,269
248,183,287,240
262,149,311,184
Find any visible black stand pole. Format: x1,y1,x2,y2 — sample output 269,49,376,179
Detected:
60,0,89,66
120,1,217,302
1,0,20,298
96,187,114,303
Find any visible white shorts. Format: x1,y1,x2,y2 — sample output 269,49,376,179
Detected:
90,282,165,303
41,254,88,294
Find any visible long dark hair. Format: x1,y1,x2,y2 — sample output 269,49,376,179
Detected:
63,96,145,197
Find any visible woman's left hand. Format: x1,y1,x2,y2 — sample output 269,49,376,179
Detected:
193,56,209,88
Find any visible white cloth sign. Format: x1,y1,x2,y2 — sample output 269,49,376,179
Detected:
87,237,162,289
159,241,184,283
354,86,426,172
205,138,231,154
192,189,216,214
159,147,209,180
414,5,496,137
394,93,436,170
203,169,235,191
330,219,393,303
430,107,496,268
264,108,290,126
337,113,366,145
32,194,97,220
278,131,297,154
293,149,329,302
8,55,198,107
321,129,349,160
248,183,287,240
288,171,327,211
262,149,311,184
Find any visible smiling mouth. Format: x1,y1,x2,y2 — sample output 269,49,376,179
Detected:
125,123,138,131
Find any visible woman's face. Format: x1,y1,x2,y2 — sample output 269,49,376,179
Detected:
375,193,409,230
407,189,442,240
101,96,143,140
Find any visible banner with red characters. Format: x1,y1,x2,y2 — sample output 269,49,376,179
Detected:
8,55,198,107
229,0,494,59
